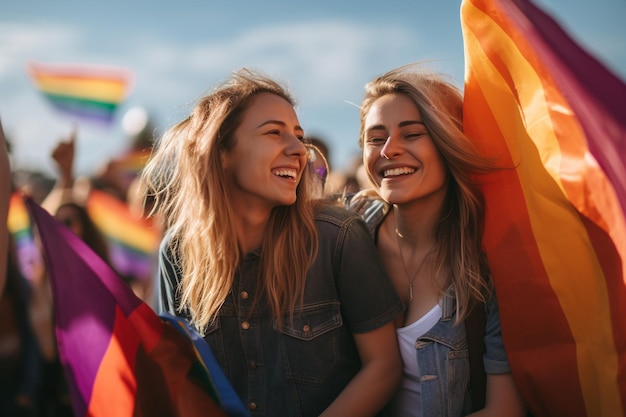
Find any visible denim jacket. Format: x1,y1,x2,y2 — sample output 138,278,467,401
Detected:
415,289,509,416
347,196,510,417
158,203,404,417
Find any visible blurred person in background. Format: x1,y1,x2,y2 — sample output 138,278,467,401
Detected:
0,236,43,417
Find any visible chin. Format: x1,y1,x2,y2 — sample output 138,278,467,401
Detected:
378,190,395,203
379,190,404,205
276,195,298,207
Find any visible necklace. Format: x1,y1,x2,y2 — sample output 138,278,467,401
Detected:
394,224,432,303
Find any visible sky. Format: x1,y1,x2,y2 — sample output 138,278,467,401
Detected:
1,0,625,178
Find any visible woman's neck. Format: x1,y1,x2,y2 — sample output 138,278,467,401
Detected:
232,205,272,255
390,199,440,248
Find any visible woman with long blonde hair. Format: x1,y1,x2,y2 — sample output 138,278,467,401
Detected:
349,64,526,416
142,69,403,417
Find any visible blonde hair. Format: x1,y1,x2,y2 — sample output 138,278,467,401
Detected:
358,63,493,322
142,69,319,331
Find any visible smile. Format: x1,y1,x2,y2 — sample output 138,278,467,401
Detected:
272,168,298,179
382,167,416,178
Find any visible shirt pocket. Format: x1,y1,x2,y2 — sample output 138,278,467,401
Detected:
274,301,343,385
417,333,470,417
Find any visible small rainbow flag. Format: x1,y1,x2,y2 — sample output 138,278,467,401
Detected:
26,61,134,125
7,192,41,283
86,189,160,282
24,196,249,417
461,0,626,416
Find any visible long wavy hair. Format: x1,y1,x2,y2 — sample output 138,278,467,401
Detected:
141,69,319,331
357,64,494,322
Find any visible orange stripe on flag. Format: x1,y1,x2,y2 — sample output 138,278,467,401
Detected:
8,192,30,234
87,307,140,415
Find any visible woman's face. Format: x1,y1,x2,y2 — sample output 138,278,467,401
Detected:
55,205,84,238
362,93,447,206
221,92,307,212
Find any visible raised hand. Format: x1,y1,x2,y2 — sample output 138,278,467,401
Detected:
51,126,76,187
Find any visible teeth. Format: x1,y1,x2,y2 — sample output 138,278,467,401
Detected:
273,169,297,179
383,167,416,177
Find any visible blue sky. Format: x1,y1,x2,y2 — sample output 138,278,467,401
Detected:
1,0,625,178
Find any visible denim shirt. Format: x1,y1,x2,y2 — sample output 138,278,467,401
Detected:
347,196,511,417
158,203,404,417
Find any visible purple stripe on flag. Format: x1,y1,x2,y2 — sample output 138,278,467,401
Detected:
509,0,626,215
109,243,155,281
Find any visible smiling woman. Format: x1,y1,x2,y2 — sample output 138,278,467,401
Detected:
141,68,404,417
347,64,527,416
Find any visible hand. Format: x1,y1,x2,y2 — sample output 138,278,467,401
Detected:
51,127,76,184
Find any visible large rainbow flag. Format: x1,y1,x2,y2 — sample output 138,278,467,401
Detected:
26,61,134,125
25,196,249,417
461,0,626,416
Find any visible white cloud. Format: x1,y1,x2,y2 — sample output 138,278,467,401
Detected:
184,21,414,96
0,22,80,76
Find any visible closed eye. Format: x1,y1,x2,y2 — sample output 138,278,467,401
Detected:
365,135,387,146
264,128,304,141
405,132,427,140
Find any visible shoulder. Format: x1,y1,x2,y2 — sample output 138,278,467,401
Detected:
313,201,373,246
342,191,389,237
159,230,176,257
315,201,362,225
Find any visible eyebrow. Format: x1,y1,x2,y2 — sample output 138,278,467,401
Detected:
366,120,425,132
257,119,304,133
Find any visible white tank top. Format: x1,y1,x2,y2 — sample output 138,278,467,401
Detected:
388,303,442,417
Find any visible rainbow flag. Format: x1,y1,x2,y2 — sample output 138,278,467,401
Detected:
461,0,626,416
26,61,134,125
86,189,160,282
7,192,41,283
24,196,249,417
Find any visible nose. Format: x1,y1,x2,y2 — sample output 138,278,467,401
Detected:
380,136,402,159
286,134,307,158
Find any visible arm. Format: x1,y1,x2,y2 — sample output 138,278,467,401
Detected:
468,373,526,417
0,118,9,295
41,127,77,214
470,293,527,416
320,322,402,417
316,208,404,416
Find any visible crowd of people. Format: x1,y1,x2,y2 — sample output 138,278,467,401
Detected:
1,61,582,416
0,113,162,415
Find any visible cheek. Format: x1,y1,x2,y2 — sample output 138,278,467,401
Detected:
363,149,378,176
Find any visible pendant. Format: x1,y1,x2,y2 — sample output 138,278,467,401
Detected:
409,282,413,302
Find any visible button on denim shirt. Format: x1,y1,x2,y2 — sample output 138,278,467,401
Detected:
347,196,511,417
158,204,404,417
